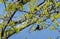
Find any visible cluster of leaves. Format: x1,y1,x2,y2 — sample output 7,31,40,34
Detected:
0,0,60,39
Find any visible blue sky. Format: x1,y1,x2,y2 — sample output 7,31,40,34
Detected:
0,0,60,39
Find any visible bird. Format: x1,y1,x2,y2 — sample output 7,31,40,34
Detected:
36,25,40,30
35,25,43,30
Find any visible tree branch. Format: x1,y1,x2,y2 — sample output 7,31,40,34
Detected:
1,9,17,38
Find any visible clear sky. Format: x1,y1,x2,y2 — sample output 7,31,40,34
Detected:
0,0,60,39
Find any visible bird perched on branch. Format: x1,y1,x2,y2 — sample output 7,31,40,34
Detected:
35,25,43,30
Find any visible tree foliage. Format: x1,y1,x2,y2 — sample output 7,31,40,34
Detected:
0,0,60,39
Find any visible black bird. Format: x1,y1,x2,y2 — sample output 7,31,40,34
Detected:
35,25,43,30
35,25,40,30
